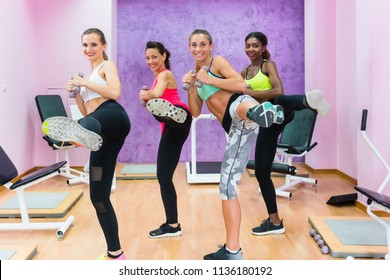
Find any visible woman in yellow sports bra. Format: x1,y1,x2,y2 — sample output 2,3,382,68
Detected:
241,31,330,237
182,29,284,260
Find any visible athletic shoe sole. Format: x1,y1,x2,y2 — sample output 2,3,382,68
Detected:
148,231,182,239
249,102,275,128
203,245,244,260
146,99,187,123
42,116,103,151
97,252,126,260
251,227,285,236
306,89,330,117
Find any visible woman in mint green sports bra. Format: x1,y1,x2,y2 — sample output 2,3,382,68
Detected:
182,29,284,260
241,32,330,237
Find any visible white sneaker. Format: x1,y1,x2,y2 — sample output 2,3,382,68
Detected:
306,89,330,117
146,98,187,123
42,116,103,151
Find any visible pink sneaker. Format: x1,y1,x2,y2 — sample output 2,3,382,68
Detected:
97,252,126,260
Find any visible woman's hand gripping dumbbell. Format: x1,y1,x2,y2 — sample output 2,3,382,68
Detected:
139,85,148,106
182,66,209,91
69,73,84,98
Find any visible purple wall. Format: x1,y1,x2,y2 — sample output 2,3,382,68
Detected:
117,0,304,163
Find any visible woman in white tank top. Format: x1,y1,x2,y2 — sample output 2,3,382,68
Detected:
41,28,130,260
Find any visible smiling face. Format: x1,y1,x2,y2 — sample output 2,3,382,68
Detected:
188,33,213,63
245,37,266,61
81,33,106,62
145,48,166,72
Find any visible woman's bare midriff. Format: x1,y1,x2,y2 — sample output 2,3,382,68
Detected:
84,97,110,115
205,89,234,123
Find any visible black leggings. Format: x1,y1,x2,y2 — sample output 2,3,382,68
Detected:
255,95,311,214
154,107,191,224
82,100,130,252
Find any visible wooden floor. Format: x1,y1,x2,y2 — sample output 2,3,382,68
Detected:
0,163,373,260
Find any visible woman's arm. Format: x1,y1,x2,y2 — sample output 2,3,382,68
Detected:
244,60,284,102
197,56,246,93
73,60,122,101
66,79,88,116
187,86,203,117
140,71,176,102
183,70,202,117
75,95,88,116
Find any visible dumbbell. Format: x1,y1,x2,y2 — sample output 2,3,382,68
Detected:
317,239,330,254
309,229,322,242
182,66,209,91
140,85,148,106
69,73,84,98
310,229,329,254
309,228,318,238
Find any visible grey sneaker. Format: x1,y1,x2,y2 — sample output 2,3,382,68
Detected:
146,98,187,123
149,223,182,238
305,89,330,117
203,244,243,260
251,218,285,236
42,116,102,151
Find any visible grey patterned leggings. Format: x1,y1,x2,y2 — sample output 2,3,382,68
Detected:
219,95,259,200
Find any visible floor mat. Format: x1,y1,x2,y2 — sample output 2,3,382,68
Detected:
0,245,37,260
0,192,69,209
0,250,16,260
308,216,390,258
117,164,157,180
0,190,83,218
325,219,388,246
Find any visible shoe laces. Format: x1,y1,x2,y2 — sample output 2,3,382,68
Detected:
213,244,227,256
159,223,172,230
261,218,282,227
261,218,271,225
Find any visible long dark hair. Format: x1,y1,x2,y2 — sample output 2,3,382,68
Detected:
245,32,270,59
145,41,171,70
82,28,108,60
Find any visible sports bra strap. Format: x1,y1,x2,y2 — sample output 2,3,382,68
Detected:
246,59,269,79
208,57,215,69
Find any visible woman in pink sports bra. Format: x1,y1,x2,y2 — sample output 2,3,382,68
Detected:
139,41,192,239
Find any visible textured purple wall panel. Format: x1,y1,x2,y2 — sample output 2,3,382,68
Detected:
117,0,304,163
